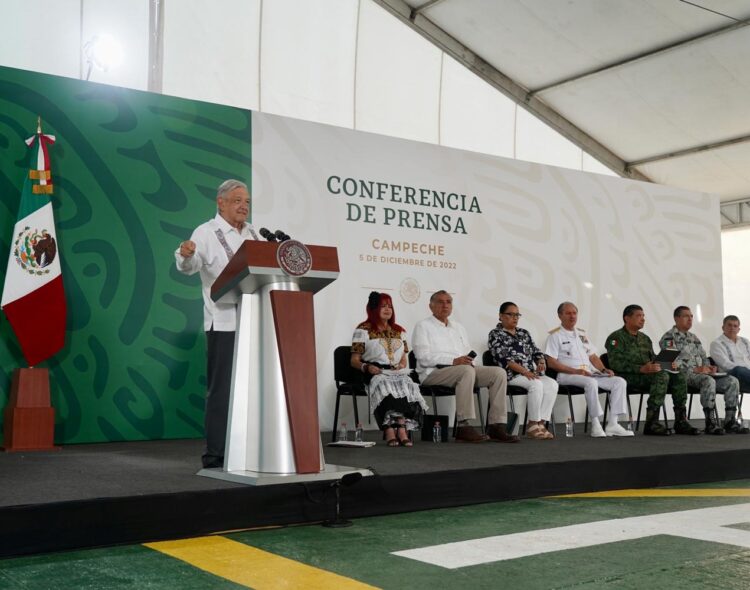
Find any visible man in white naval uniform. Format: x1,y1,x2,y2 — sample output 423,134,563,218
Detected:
544,301,633,438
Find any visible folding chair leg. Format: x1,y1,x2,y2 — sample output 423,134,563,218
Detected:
688,394,693,419
332,394,342,442
432,394,438,416
567,393,575,426
626,395,633,422
352,394,360,427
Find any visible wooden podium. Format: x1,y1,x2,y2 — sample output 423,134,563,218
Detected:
197,240,369,485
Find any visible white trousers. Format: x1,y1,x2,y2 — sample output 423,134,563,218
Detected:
556,374,628,420
508,374,558,422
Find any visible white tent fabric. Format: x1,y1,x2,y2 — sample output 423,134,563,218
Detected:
0,0,604,175
5,0,749,315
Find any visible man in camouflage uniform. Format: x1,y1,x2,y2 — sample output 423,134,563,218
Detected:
605,304,699,436
660,306,747,435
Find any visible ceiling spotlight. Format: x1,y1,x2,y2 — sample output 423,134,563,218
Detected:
83,34,124,80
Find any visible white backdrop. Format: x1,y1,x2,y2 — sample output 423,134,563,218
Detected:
251,112,723,430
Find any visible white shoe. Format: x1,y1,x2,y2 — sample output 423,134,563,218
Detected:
606,422,634,437
590,420,606,438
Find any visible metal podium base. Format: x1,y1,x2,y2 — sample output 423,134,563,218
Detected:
196,464,373,486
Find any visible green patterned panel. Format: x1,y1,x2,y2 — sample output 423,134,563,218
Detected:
0,66,252,443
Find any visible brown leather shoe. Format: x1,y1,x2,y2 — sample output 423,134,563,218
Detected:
455,425,489,443
487,423,520,443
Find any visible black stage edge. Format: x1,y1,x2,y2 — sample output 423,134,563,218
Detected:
2,432,750,558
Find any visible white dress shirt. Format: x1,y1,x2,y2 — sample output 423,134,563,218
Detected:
709,334,750,371
412,315,471,379
174,213,257,331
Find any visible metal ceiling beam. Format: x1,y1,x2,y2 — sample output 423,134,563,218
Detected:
626,132,750,169
370,0,650,182
530,18,750,96
720,196,750,230
412,0,446,12
148,0,164,93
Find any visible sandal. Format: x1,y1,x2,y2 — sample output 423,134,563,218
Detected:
383,427,398,447
526,423,553,440
396,424,413,447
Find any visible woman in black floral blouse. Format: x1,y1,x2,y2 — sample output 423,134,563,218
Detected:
488,301,558,439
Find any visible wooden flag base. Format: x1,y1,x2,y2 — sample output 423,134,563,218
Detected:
2,368,60,452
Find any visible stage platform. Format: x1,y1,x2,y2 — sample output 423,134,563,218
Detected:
2,423,750,558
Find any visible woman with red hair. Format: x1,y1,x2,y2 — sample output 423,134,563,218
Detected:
351,292,427,446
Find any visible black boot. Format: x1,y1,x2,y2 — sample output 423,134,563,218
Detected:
673,406,701,435
703,408,725,435
724,408,749,434
643,407,670,436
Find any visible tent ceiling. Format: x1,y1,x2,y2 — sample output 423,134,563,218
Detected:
378,0,750,204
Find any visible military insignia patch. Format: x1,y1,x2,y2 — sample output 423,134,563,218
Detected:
611,339,617,347
13,226,57,275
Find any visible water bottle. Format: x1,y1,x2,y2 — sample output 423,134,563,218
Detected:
338,422,348,442
433,420,441,443
565,417,574,438
355,422,364,443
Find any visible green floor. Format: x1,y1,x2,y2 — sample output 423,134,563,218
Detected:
2,480,750,589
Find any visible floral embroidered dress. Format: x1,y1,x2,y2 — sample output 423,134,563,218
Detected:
352,322,427,430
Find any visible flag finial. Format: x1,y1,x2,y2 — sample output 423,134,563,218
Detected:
37,116,41,134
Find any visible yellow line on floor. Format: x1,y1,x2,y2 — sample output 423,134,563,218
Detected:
552,488,750,498
144,535,379,590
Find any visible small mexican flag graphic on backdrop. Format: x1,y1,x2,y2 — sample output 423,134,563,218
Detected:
1,123,66,366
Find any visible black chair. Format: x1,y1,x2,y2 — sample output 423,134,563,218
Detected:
544,364,599,433
332,345,369,442
408,351,484,435
481,350,555,435
600,353,661,430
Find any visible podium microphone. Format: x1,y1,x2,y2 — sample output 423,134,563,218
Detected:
259,228,277,242
274,229,291,242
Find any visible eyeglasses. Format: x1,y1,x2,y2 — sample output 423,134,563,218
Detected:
501,313,522,318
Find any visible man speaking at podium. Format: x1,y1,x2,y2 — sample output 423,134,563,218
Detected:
175,179,258,468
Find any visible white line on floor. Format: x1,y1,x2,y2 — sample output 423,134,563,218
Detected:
392,502,750,569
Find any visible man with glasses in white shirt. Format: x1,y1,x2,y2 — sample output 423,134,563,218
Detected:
545,301,633,438
175,179,258,468
412,290,517,443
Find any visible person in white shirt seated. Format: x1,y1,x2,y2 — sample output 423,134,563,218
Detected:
412,290,518,444
544,301,633,438
175,179,258,469
710,315,750,431
350,292,428,447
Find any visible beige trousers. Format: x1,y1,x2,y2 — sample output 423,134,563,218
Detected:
422,365,508,424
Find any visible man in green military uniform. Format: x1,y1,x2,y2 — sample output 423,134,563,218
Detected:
605,305,699,436
659,306,747,435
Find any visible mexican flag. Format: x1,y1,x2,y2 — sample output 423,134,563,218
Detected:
1,129,66,366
